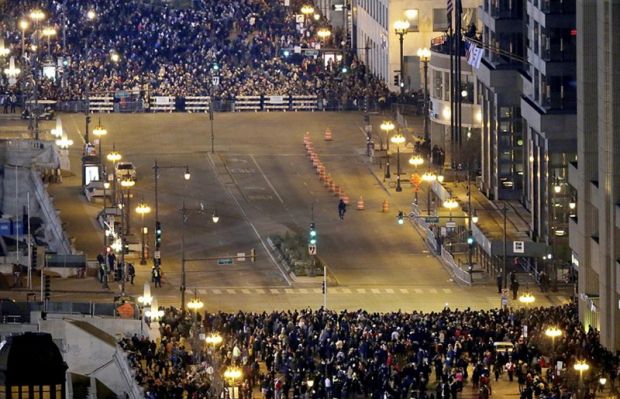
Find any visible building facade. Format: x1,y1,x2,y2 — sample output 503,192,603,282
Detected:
520,0,576,275
568,0,620,352
352,0,480,92
476,0,526,201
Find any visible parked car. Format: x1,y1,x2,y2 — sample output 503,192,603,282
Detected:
21,106,55,121
115,162,137,181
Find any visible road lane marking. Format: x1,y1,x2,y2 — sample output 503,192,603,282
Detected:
357,288,366,294
371,288,380,294
255,289,266,294
285,288,294,294
298,288,308,294
212,289,222,295
385,288,395,294
414,288,423,294
313,288,322,293
400,289,409,294
198,289,207,295
429,288,438,294
241,289,251,294
226,289,236,294
250,155,284,204
342,288,352,294
443,288,452,294
270,289,279,294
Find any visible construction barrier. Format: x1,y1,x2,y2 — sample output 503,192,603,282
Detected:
234,96,262,112
324,127,333,141
185,96,211,113
150,96,175,112
88,97,114,113
356,196,365,210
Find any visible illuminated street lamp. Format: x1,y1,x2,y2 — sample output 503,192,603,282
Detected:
380,121,395,178
301,4,315,24
518,291,535,305
41,26,56,57
443,198,458,221
29,9,45,23
205,333,223,348
145,296,164,321
417,47,431,140
574,360,590,398
92,118,107,172
317,28,331,40
545,326,562,351
3,56,21,82
110,52,120,63
422,172,437,215
55,135,73,149
409,155,424,167
0,39,9,57
135,201,151,265
51,118,63,138
86,10,96,21
390,133,406,192
224,366,243,398
19,19,30,57
394,20,410,94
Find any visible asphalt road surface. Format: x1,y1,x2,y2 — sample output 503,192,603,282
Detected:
35,112,563,312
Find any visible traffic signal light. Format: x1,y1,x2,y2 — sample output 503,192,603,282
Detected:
467,236,475,247
44,275,51,300
309,222,317,245
393,75,400,86
397,211,404,225
86,115,91,124
155,221,162,247
322,281,326,294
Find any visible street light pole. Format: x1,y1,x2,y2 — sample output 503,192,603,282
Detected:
181,201,186,311
503,202,508,289
394,21,409,95
417,48,431,141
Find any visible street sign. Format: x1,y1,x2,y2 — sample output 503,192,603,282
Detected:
424,216,439,223
154,251,161,259
217,258,234,265
308,245,317,255
513,241,525,253
237,252,246,262
446,221,456,229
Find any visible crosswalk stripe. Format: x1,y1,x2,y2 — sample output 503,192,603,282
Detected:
429,288,438,294
198,289,207,295
241,289,251,294
385,288,394,294
284,289,294,294
400,288,409,294
255,289,266,294
226,289,236,294
342,288,352,294
442,288,452,294
357,288,366,294
212,289,222,295
270,289,279,294
298,288,308,294
313,288,322,294
371,288,380,294
414,288,423,294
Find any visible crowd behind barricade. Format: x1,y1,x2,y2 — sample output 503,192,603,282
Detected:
0,0,391,106
119,304,619,399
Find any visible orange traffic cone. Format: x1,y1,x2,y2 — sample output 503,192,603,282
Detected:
382,199,389,213
356,196,365,210
319,168,326,180
324,128,333,141
324,175,332,188
334,185,342,197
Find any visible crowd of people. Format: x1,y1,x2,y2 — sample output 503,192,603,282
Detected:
120,303,619,398
0,0,390,102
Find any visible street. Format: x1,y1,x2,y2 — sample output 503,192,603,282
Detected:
37,112,566,311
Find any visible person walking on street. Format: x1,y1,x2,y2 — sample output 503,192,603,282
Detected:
152,266,162,288
338,199,346,220
496,275,503,293
127,263,135,285
510,278,520,300
9,94,17,113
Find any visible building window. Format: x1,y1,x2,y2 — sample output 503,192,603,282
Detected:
433,70,443,99
433,8,448,32
405,9,419,31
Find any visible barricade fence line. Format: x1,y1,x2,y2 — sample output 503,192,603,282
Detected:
55,95,390,113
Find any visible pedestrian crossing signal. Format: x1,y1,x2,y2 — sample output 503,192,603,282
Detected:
155,221,162,246
397,211,404,224
309,222,317,245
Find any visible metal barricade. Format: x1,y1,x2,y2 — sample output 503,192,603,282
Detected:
234,96,262,112
185,96,211,113
291,95,318,111
149,96,175,112
88,97,114,113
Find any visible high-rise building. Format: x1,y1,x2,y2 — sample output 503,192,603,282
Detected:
520,1,576,276
568,0,620,351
